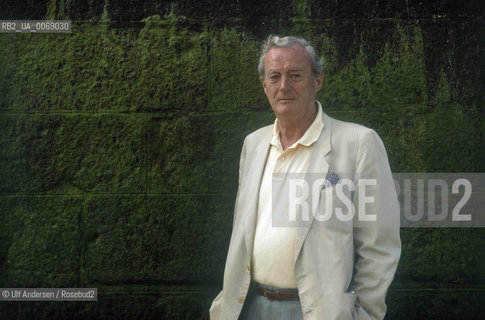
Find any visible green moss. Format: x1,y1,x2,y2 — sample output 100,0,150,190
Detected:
3,197,82,287
422,102,477,172
209,29,266,112
292,0,313,39
82,194,233,284
0,114,147,193
398,229,485,284
0,7,484,320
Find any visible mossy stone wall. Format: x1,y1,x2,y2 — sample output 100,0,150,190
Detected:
1,0,484,319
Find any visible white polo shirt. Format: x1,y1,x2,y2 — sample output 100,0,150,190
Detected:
252,103,324,289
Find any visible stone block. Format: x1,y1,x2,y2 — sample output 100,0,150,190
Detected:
0,197,17,275
1,196,82,287
0,114,147,194
148,112,268,195
397,229,485,284
82,194,234,284
134,16,210,112
387,283,485,319
209,30,267,112
4,20,210,113
0,115,33,193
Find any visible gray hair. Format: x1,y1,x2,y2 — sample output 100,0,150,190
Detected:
258,35,325,79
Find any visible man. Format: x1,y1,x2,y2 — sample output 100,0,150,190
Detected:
210,36,401,320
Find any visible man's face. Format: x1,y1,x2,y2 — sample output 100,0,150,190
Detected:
260,45,324,121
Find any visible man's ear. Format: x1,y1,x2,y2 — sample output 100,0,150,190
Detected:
259,76,267,92
315,72,325,92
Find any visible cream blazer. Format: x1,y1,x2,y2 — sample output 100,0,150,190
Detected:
210,111,401,320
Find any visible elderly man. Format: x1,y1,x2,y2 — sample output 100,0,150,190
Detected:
210,36,401,320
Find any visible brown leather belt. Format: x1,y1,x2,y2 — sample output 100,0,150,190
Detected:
255,283,299,301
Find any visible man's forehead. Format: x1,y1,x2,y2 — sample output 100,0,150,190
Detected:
267,66,304,74
265,45,312,70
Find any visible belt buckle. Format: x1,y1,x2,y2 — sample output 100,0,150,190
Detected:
274,290,281,300
264,288,280,300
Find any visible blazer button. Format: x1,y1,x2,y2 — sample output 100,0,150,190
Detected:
246,264,250,272
238,296,245,304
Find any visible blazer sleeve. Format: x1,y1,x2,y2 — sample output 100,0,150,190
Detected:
351,129,401,320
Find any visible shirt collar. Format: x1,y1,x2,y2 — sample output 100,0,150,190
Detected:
270,101,324,150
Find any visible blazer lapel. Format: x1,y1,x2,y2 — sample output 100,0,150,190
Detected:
294,113,332,264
